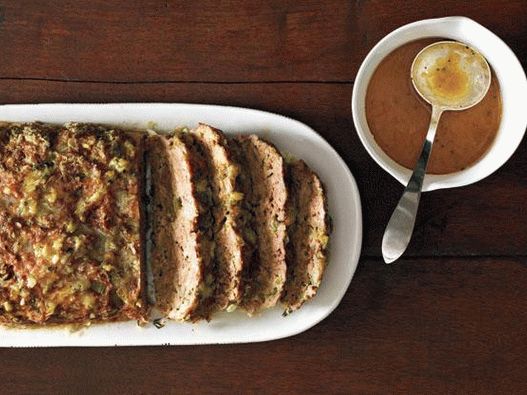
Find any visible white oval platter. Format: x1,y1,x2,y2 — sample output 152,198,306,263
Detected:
0,103,362,347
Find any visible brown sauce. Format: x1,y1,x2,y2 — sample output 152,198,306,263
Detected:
365,38,502,174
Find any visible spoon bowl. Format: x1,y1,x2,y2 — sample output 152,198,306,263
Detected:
411,41,492,110
382,41,491,264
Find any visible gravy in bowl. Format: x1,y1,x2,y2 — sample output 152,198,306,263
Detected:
365,38,502,174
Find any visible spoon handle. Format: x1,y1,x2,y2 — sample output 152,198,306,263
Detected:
382,106,443,264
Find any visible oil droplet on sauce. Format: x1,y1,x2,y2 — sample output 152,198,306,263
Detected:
423,51,470,99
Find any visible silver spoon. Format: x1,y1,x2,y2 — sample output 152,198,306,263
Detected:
382,41,491,264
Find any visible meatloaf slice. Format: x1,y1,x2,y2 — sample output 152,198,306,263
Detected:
177,130,216,321
234,135,288,315
281,160,330,315
148,133,203,321
189,124,246,312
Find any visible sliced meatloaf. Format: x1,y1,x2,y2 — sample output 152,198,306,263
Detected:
178,131,216,321
189,124,246,312
281,159,330,315
233,135,288,315
148,133,203,321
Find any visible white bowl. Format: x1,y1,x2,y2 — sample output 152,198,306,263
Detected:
351,16,527,191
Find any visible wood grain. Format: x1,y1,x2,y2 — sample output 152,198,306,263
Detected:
1,257,526,394
0,0,524,82
0,1,526,393
0,80,525,257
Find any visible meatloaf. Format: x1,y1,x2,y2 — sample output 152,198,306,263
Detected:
177,131,216,321
0,122,147,325
233,135,288,315
148,132,205,321
189,124,246,313
281,159,330,315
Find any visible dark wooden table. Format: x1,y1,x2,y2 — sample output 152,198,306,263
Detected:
1,1,526,393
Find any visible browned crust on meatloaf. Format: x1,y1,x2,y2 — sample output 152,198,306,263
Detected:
0,122,147,325
189,124,246,313
124,127,148,323
148,134,203,321
234,135,288,315
281,160,329,314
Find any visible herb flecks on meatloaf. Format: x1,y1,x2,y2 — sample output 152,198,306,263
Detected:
0,122,146,325
178,130,217,321
189,124,246,313
281,159,330,315
234,135,288,315
148,133,204,322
